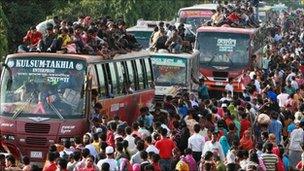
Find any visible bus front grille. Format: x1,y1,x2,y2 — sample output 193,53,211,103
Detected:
26,137,47,146
213,71,228,80
25,123,50,134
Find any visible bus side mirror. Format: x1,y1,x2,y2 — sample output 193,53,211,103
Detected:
2,63,12,91
7,78,12,91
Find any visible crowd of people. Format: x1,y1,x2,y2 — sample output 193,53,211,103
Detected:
206,0,260,28
17,16,142,59
5,0,304,171
149,22,195,53
17,14,196,58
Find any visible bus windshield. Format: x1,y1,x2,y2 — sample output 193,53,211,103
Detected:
0,57,86,119
197,32,250,67
128,30,153,49
151,56,187,86
179,10,213,32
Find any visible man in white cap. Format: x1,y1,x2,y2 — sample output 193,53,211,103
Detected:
97,146,118,171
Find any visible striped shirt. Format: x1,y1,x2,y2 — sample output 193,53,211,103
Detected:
261,153,278,171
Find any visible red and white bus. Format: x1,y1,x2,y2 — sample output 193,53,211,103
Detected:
195,26,267,92
0,51,154,163
178,4,217,32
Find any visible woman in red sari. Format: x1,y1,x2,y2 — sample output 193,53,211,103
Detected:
239,130,254,150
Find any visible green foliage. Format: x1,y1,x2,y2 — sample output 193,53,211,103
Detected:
2,0,61,54
0,3,8,60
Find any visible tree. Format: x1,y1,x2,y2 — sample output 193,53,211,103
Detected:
0,3,8,60
2,0,61,53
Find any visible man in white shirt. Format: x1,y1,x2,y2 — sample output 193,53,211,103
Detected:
83,133,98,159
188,124,205,163
97,146,118,171
145,136,159,154
189,93,199,107
286,69,296,82
225,78,234,97
59,139,74,159
138,121,151,139
288,121,304,169
277,90,289,108
202,130,225,161
253,75,261,93
124,127,137,155
291,76,299,90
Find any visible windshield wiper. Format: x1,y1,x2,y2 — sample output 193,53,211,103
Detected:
12,96,34,119
47,102,64,120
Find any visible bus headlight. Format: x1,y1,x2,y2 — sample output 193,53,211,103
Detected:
3,135,15,141
59,137,75,143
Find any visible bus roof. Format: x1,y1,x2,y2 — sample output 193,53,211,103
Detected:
179,4,218,12
127,20,173,32
149,51,199,59
126,26,154,32
6,51,150,64
259,5,272,12
197,26,256,35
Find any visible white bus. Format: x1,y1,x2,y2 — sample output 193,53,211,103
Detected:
127,20,174,49
150,51,200,100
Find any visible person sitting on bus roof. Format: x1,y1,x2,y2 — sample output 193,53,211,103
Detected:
82,27,105,55
72,24,85,54
105,21,128,54
73,15,85,27
150,27,168,52
117,20,142,51
166,25,175,38
211,6,225,26
18,26,42,53
48,27,73,53
37,24,56,52
246,6,259,27
226,9,242,27
150,26,159,47
165,28,182,54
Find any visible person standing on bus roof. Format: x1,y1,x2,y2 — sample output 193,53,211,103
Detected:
225,78,234,97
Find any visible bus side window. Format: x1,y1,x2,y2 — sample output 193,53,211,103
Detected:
145,58,154,88
106,62,118,96
135,59,144,90
96,64,107,98
116,61,128,95
126,60,136,91
88,65,98,90
144,58,153,88
140,59,148,89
